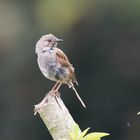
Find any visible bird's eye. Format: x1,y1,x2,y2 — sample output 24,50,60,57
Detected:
48,39,51,42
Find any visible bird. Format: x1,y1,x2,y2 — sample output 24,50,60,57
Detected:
35,34,86,108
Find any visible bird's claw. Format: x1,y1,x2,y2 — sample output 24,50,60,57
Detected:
49,90,61,98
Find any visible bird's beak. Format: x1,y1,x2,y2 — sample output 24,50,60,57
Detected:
51,38,63,49
57,39,63,42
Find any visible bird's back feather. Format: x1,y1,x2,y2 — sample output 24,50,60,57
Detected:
55,48,78,84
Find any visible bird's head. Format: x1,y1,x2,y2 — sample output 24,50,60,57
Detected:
35,34,63,53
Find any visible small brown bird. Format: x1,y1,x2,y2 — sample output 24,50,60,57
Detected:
35,34,86,108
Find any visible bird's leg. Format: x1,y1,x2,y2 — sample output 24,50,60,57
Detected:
45,82,58,97
50,82,59,92
49,82,61,97
54,83,62,93
51,83,62,97
50,82,62,109
54,82,62,109
48,82,59,96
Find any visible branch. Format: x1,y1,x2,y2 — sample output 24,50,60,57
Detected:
34,92,79,140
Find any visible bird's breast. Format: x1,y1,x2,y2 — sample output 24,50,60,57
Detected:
37,51,57,78
37,50,68,82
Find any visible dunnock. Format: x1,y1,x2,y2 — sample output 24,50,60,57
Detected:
35,34,86,108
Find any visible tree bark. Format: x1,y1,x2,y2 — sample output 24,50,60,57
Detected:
34,92,78,140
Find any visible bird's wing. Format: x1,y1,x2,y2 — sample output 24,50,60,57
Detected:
55,48,71,67
55,48,78,85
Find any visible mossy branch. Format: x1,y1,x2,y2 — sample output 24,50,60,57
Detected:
34,92,109,140
34,92,79,140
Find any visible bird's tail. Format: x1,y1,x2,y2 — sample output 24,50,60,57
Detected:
72,85,86,108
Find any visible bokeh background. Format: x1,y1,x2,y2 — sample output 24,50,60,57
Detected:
0,0,140,140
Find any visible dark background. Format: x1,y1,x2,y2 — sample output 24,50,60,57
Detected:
0,0,140,140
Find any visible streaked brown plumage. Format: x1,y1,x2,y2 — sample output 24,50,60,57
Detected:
35,34,86,108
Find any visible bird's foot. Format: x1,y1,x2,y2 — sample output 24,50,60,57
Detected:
34,96,48,115
49,90,62,109
49,90,61,98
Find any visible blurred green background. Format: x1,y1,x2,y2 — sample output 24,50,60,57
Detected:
0,0,140,140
